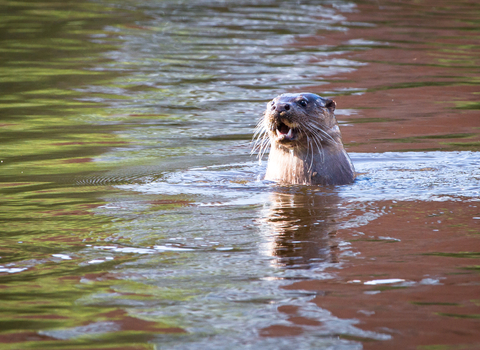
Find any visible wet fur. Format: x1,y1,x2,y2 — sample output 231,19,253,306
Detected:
253,93,355,185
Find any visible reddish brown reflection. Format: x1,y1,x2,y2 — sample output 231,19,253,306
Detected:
268,0,480,347
296,0,480,153
99,309,186,334
283,200,480,349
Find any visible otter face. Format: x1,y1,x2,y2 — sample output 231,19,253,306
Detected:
254,92,355,185
263,93,337,149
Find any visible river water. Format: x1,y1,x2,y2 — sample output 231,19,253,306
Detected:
1,0,479,349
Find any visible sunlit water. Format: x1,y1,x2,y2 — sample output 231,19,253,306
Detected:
1,0,479,349
120,151,480,202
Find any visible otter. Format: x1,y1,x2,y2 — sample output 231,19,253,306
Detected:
253,93,355,185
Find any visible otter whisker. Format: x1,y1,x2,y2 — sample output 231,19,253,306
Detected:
252,137,266,158
253,126,271,164
305,135,310,167
252,120,268,155
296,120,328,163
305,121,337,145
305,135,315,172
310,133,325,164
258,135,270,162
252,126,265,143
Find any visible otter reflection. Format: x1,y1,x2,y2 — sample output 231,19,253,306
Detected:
259,188,343,269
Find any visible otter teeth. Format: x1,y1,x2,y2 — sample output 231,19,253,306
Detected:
276,127,294,140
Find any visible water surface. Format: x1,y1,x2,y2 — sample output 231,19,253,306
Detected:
1,0,479,349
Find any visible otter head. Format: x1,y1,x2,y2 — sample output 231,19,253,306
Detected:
253,93,355,185
263,93,339,151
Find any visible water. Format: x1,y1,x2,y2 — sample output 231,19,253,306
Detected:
1,0,479,349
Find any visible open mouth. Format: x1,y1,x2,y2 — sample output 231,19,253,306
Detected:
275,121,296,142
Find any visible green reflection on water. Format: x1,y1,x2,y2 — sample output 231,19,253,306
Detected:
455,101,480,110
461,266,480,272
410,302,460,306
0,0,187,348
436,313,480,319
418,344,480,350
423,252,480,258
0,0,479,348
441,141,480,150
379,133,477,145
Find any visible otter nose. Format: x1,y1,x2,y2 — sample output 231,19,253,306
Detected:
273,102,291,112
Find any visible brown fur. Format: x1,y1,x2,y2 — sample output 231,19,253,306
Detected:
253,93,355,185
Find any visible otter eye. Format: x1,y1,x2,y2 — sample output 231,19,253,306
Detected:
298,99,308,107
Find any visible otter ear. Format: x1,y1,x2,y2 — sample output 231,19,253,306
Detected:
325,99,336,112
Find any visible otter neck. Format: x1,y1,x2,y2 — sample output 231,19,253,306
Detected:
265,144,316,185
264,141,355,186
